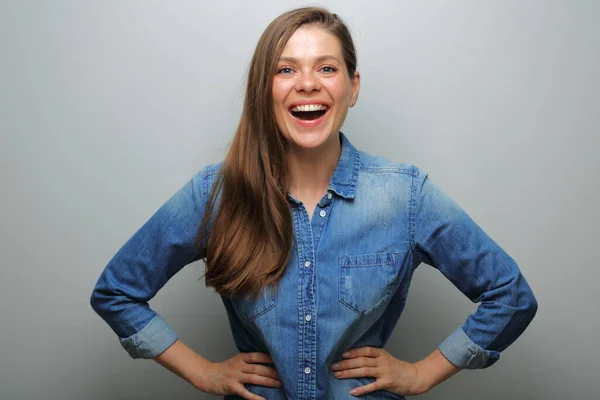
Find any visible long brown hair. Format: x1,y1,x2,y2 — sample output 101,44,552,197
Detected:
198,7,358,299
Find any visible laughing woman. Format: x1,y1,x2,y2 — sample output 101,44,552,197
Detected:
90,7,537,400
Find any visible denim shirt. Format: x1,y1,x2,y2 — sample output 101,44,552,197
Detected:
90,133,537,399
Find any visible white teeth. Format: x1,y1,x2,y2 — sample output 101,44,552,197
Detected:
291,104,328,112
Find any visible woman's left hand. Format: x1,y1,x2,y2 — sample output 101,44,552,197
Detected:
331,346,428,397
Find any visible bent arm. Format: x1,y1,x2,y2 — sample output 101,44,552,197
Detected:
90,168,210,358
412,166,538,369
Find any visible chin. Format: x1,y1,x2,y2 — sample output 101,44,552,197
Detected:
286,129,336,151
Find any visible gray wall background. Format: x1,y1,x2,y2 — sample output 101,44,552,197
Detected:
1,0,598,399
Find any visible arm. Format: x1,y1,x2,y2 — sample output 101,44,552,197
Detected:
90,168,210,358
332,167,535,396
412,166,538,370
90,167,281,399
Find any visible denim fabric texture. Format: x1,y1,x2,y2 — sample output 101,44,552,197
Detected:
91,132,537,399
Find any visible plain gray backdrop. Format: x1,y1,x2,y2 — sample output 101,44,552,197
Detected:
1,0,598,399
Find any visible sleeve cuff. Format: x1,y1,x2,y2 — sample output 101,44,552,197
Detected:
119,314,179,359
438,327,500,369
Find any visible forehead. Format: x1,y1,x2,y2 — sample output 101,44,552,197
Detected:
280,25,342,58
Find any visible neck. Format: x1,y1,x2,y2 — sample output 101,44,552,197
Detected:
287,134,341,199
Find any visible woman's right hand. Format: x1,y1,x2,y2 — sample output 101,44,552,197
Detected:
196,352,282,400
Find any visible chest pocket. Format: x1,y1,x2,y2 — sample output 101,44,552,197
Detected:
231,287,276,322
339,251,404,317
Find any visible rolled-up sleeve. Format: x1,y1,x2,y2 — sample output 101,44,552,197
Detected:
90,167,212,359
411,167,538,369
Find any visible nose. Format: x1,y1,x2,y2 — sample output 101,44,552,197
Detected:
295,70,321,93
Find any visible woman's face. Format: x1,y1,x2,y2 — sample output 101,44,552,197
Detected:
272,25,360,152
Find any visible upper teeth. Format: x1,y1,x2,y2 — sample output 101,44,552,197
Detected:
291,104,328,112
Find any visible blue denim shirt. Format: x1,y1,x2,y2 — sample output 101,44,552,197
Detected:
91,132,537,399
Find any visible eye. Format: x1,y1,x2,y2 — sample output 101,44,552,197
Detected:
321,65,337,73
277,67,293,74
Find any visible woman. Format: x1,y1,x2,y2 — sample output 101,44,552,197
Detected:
91,7,537,399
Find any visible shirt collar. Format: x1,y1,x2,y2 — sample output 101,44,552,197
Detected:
328,132,359,200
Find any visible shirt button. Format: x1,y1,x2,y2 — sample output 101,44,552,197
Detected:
304,367,311,374
304,261,311,268
327,192,332,199
319,210,326,218
305,314,312,322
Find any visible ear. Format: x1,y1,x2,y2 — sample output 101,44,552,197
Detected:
349,70,360,107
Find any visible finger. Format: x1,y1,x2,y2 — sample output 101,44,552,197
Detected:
242,373,282,388
332,356,378,371
333,366,379,380
342,346,382,359
349,381,384,397
244,363,281,380
234,384,266,400
242,352,273,364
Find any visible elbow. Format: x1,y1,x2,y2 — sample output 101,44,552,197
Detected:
90,270,117,317
89,287,102,315
519,284,538,325
525,292,538,322
89,281,111,317
508,265,538,324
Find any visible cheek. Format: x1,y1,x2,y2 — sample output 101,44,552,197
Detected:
272,94,284,111
272,79,292,105
325,80,352,106
271,87,288,133
271,92,286,117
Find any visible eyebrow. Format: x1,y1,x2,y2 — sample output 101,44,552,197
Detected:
278,55,342,64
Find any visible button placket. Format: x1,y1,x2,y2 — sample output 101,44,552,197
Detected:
294,205,317,398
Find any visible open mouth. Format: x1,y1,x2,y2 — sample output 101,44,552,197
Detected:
289,104,329,121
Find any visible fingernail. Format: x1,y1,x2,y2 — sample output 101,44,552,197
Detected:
334,371,342,378
350,388,358,395
342,352,350,357
332,363,340,369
